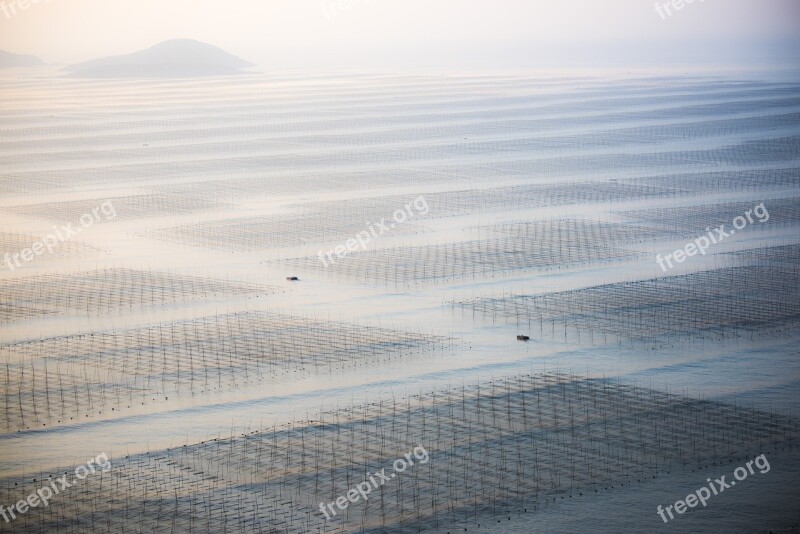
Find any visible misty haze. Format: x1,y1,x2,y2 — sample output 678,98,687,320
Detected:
0,1,799,532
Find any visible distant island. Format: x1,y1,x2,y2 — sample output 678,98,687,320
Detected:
63,39,257,78
0,50,44,69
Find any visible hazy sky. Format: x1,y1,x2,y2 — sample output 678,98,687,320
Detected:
1,0,799,70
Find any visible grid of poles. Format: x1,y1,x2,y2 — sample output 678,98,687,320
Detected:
279,220,669,286
618,196,800,232
4,194,228,224
455,264,800,344
0,311,452,432
0,231,103,262
0,268,279,323
1,372,795,533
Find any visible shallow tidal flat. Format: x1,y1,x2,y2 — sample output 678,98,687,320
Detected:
0,71,799,532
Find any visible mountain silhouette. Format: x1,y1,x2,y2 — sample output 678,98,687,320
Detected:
0,50,44,68
64,39,256,78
